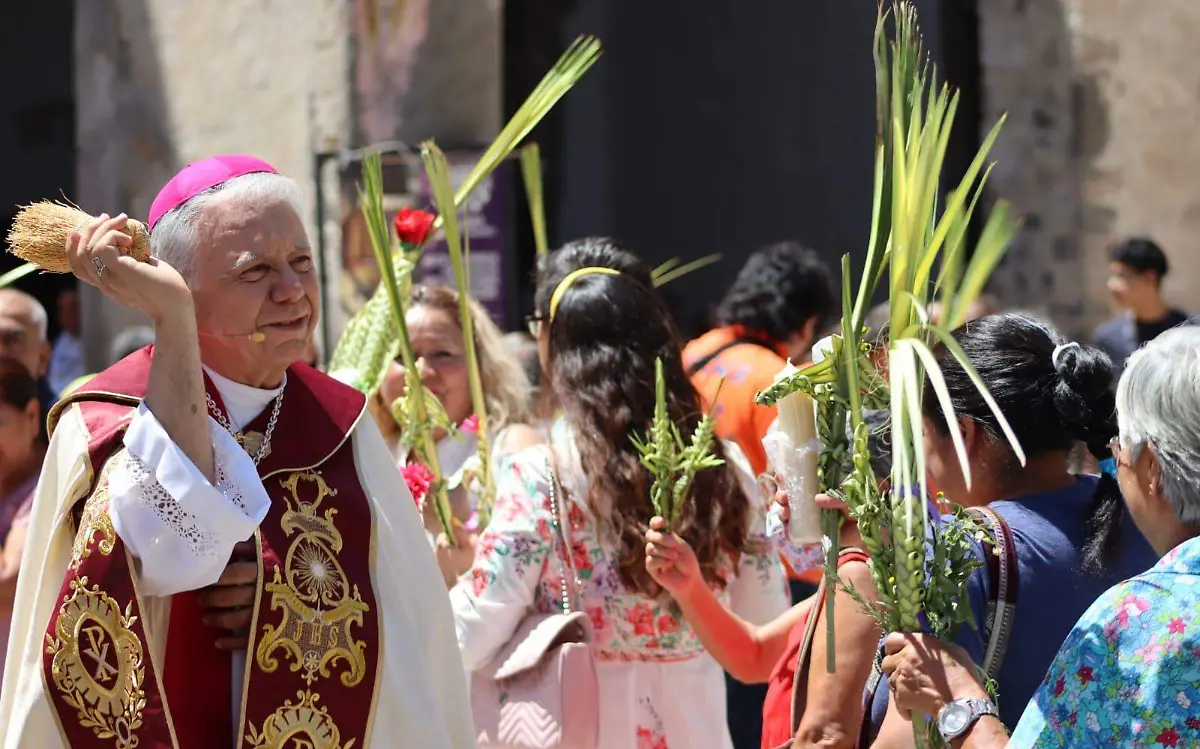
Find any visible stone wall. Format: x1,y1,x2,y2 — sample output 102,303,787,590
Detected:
75,0,352,368
981,0,1200,338
74,0,501,369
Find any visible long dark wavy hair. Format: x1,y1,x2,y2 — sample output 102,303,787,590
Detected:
535,238,753,596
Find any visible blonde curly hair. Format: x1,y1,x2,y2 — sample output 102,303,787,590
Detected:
371,285,532,441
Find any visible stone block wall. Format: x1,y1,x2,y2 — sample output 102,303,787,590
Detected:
981,0,1200,338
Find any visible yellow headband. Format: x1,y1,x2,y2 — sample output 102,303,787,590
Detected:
548,266,621,322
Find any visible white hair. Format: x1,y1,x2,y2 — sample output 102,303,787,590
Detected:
0,289,47,342
150,171,305,287
1116,326,1200,524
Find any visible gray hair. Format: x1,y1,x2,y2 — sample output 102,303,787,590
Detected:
150,171,305,287
1116,326,1200,524
0,289,48,342
109,325,156,364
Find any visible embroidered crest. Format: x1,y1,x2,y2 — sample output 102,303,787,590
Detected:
44,576,147,749
244,689,356,749
255,470,370,687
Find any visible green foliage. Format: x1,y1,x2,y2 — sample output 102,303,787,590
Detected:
422,140,499,525
630,359,724,523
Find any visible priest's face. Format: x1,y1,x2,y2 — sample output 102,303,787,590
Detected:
191,193,318,388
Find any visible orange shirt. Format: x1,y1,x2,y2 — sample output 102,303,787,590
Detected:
684,326,819,583
684,326,789,475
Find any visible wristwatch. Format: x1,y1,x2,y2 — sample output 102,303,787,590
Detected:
937,698,999,741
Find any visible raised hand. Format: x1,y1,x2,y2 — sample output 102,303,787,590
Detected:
65,213,192,324
644,516,703,598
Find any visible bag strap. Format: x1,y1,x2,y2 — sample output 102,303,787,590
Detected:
545,456,583,614
788,547,870,735
965,506,1018,681
686,335,776,376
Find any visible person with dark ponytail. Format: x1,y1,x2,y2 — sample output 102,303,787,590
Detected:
448,238,788,748
863,313,1158,746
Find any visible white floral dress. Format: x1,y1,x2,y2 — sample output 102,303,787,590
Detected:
449,420,790,749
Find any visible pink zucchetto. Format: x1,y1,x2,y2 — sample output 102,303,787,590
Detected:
147,154,278,230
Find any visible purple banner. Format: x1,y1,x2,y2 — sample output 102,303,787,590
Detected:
414,152,509,327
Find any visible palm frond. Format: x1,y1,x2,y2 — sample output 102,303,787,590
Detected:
422,140,499,524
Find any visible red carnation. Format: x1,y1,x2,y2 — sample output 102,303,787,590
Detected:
393,207,436,247
401,461,435,507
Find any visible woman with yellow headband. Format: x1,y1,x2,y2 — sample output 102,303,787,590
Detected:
448,238,788,748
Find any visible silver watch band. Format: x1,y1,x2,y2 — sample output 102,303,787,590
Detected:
938,697,999,741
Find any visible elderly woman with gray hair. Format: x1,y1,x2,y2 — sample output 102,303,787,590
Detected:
880,326,1200,748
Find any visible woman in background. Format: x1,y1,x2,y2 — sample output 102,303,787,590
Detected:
449,238,789,748
866,314,1157,746
371,285,540,560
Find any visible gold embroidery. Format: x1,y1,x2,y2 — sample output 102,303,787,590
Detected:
256,470,369,687
71,462,119,568
44,576,146,749
244,690,357,749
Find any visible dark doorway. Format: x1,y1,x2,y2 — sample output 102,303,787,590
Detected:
503,1,983,338
0,2,78,339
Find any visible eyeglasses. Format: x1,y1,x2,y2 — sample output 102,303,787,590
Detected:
525,313,546,337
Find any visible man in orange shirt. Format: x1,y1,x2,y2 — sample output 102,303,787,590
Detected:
684,242,835,749
685,242,835,476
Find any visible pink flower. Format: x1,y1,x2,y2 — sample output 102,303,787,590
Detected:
1134,640,1166,665
463,511,480,533
471,569,488,596
1115,593,1152,628
1168,617,1186,635
460,414,480,433
402,461,434,507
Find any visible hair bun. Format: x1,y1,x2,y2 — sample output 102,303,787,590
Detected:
1051,342,1116,449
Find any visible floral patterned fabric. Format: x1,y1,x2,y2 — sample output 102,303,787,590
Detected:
450,420,789,749
1009,535,1200,748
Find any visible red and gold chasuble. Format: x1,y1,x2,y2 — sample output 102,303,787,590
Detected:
41,347,381,749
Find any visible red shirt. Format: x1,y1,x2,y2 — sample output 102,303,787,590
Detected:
759,550,870,749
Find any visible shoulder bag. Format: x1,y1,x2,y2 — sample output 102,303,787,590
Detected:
471,457,599,749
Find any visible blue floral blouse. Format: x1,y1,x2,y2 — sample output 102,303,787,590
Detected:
1009,535,1200,747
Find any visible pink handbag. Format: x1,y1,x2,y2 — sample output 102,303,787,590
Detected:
471,459,599,749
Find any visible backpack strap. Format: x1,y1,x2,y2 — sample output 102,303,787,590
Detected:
686,335,776,376
966,506,1018,681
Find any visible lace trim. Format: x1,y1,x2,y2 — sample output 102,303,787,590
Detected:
215,458,249,513
121,450,252,561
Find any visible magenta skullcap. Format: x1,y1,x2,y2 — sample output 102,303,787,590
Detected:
147,154,278,231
